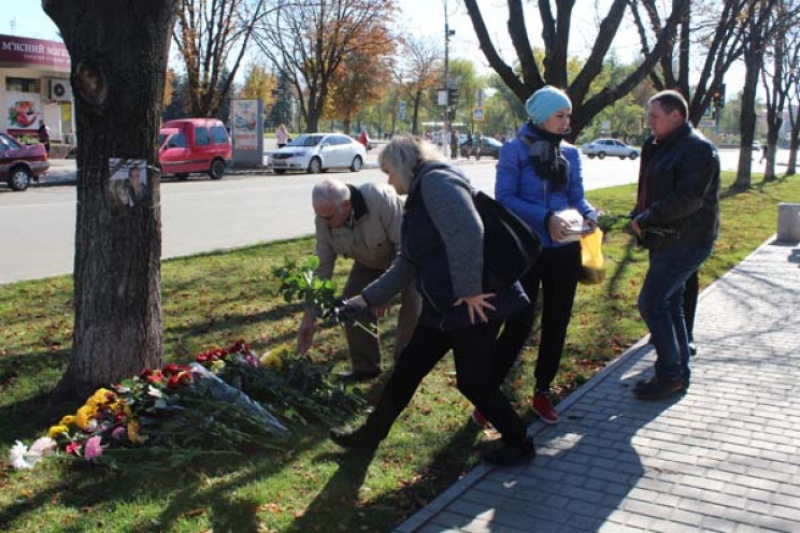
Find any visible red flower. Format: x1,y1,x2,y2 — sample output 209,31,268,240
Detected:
230,339,250,353
146,370,164,384
65,442,81,456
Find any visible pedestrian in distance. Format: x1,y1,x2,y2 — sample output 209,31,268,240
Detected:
329,135,536,466
630,89,720,400
276,123,290,148
450,129,459,160
297,178,421,382
479,85,599,427
358,129,369,150
37,119,50,154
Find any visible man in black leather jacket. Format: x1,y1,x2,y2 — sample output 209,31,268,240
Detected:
629,90,720,400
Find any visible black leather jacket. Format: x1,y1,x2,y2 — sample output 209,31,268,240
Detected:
632,123,720,250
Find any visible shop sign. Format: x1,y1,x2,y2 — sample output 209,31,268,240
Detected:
0,34,70,71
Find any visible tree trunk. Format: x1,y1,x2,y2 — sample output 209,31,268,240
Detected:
734,51,762,191
43,0,176,399
788,109,800,175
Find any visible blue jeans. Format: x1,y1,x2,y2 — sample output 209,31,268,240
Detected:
638,245,713,381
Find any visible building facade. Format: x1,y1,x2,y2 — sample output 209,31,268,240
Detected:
0,33,73,143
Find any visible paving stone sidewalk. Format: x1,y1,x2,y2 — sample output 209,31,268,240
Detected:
396,238,800,533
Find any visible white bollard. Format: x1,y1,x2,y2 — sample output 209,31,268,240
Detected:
777,202,800,242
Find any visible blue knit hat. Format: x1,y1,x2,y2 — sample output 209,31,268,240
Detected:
525,86,572,124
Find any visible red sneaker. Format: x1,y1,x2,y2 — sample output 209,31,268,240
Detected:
532,393,558,424
471,409,491,428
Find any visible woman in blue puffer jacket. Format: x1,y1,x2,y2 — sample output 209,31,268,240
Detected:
474,86,598,427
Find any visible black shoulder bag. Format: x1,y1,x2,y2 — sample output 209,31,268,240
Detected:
472,190,541,286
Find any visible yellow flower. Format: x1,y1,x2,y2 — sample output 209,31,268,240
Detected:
59,415,76,427
260,343,292,369
47,425,69,439
74,405,98,431
87,388,116,408
127,420,148,445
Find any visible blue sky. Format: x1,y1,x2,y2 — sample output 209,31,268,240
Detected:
3,5,60,40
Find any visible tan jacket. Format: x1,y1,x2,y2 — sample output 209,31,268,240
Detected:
315,182,404,279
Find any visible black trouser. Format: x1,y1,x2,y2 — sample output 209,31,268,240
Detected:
683,270,699,343
492,242,582,393
360,320,528,445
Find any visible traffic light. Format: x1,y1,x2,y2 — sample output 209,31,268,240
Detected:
447,86,459,107
712,83,726,108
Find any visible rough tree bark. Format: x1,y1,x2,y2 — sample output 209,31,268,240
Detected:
43,0,177,399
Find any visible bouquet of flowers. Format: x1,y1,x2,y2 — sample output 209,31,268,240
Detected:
195,340,367,426
10,359,291,469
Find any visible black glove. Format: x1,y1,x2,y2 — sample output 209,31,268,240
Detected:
332,296,368,325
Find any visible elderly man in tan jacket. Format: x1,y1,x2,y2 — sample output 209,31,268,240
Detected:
298,178,421,382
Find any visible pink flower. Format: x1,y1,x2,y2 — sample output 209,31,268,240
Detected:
84,435,104,460
111,426,127,441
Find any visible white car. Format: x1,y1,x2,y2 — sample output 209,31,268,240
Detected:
582,138,640,160
269,133,367,174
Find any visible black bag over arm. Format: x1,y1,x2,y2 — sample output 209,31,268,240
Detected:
472,190,541,287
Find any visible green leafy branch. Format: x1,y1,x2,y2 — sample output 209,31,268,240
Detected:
271,256,377,336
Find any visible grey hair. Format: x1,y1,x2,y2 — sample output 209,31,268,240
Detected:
312,178,351,206
379,135,445,192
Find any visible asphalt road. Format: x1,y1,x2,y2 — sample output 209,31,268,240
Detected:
0,148,775,284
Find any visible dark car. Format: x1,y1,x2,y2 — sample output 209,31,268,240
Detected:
460,135,503,159
0,132,50,191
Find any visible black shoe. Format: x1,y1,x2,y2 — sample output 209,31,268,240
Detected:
634,375,686,400
337,369,381,383
481,437,536,466
329,426,381,450
688,342,698,356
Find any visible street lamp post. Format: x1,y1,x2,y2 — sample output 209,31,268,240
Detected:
443,5,454,156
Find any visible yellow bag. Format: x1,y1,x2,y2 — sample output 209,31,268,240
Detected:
579,229,605,284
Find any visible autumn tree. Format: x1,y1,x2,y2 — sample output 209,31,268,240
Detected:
463,0,690,141
240,63,278,110
394,36,441,135
253,0,397,132
42,0,178,398
173,0,272,118
327,44,394,134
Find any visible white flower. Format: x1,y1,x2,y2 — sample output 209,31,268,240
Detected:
9,441,34,470
9,437,58,470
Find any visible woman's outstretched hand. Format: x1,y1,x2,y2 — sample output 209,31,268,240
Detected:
455,293,497,324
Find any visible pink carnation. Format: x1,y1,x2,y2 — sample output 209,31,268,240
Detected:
84,435,104,460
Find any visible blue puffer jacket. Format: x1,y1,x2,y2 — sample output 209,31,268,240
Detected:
495,121,597,248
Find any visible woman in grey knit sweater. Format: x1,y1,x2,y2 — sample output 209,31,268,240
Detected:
329,136,535,465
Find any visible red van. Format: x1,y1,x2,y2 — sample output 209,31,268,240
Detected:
158,118,232,180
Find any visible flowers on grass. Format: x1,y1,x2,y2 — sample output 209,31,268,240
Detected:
10,339,366,470
9,437,57,469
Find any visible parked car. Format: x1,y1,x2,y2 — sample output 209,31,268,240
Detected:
269,133,366,174
0,132,49,191
459,135,503,159
752,141,762,152
581,138,640,160
158,118,232,180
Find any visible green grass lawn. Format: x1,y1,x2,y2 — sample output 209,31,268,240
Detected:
1,172,798,532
